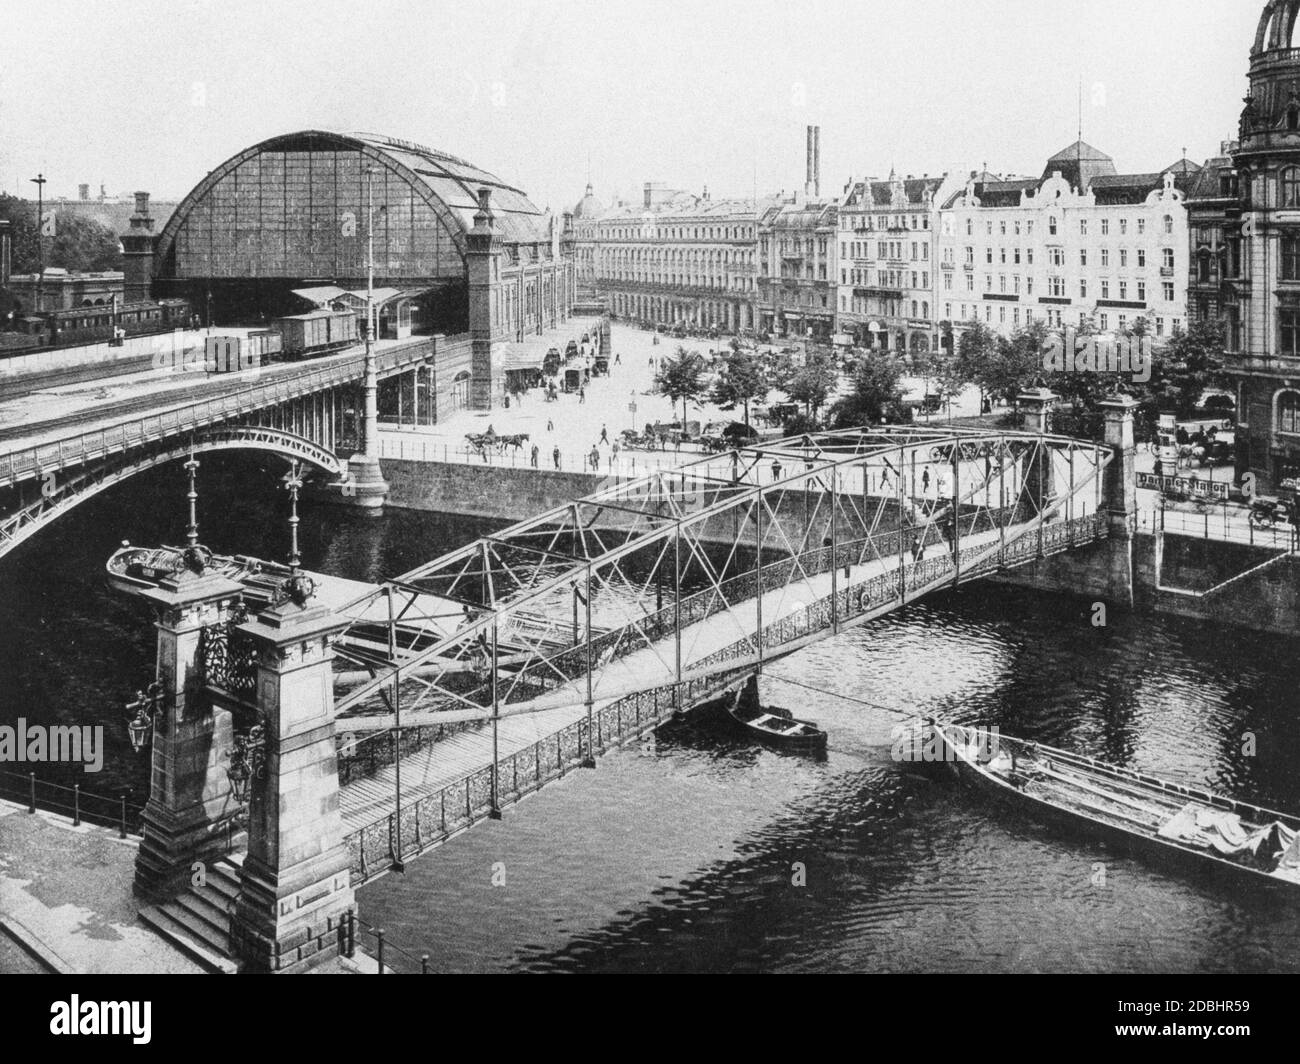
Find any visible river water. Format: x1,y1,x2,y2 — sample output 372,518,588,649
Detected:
2,450,1298,973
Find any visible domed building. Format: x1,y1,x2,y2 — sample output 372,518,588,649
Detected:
1229,2,1300,489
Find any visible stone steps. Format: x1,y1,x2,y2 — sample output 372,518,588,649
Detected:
138,858,243,974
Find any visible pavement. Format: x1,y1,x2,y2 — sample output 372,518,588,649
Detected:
378,324,792,477
0,799,204,974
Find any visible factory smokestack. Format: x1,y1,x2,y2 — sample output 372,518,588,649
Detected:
806,125,814,196
814,126,821,198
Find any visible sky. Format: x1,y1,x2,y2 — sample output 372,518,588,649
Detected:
0,0,1262,214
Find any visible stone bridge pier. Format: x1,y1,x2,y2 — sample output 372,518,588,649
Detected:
134,563,247,901
228,585,355,973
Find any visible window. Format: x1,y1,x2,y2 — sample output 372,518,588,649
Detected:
1137,280,1147,302
1137,219,1146,235
1280,390,1300,434
1163,281,1176,301
1101,280,1110,300
1000,274,1007,292
1049,216,1058,236
1120,219,1128,236
1120,249,1128,268
1162,248,1175,269
1080,249,1088,267
1119,281,1128,300
1101,219,1110,236
986,247,994,264
1000,247,1007,264
1101,249,1110,267
1080,219,1088,236
1014,247,1022,264
965,246,974,264
1119,315,1128,331
1049,277,1065,297
1283,313,1300,359
1163,214,1174,235
1080,280,1088,298
966,219,973,236
1100,314,1109,330
1137,249,1146,268
1000,221,1007,235
1026,249,1034,265
1156,317,1164,336
1050,248,1064,267
966,274,974,291
1026,278,1034,295
1284,233,1300,280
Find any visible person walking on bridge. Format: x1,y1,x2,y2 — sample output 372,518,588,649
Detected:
599,424,609,445
531,444,539,469
553,445,561,470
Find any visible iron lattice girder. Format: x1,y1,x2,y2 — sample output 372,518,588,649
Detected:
331,427,1113,720
0,427,344,564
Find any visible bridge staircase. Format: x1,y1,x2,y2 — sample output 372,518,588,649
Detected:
138,854,244,974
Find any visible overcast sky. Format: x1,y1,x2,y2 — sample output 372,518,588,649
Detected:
0,0,1261,213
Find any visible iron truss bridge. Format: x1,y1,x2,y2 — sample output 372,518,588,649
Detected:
177,423,1114,880
328,425,1107,733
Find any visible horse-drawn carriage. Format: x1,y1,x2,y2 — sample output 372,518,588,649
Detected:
465,426,530,459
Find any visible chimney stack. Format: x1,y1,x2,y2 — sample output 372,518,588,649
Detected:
120,191,157,304
813,126,821,198
805,126,814,196
78,183,89,201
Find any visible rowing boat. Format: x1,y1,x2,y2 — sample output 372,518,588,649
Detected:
929,721,1300,887
718,675,827,753
106,543,289,601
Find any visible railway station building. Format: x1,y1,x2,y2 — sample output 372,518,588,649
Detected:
148,129,577,410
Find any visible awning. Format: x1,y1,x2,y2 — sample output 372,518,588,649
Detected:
501,333,559,371
292,285,348,306
832,333,853,346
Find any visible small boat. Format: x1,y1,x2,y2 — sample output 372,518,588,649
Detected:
720,675,827,753
930,721,1300,887
106,543,287,600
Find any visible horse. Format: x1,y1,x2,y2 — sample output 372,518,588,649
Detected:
498,432,530,454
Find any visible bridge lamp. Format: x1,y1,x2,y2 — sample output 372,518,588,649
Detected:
227,721,268,805
125,680,164,753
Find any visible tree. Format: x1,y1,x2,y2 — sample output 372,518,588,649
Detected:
655,346,709,425
0,195,123,274
784,349,837,421
1144,317,1230,419
994,319,1052,404
710,341,770,425
956,319,1001,411
829,351,907,428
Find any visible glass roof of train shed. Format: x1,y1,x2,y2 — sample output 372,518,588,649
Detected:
154,130,555,282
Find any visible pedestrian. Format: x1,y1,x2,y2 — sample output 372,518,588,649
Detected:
589,444,600,470
530,444,539,468
553,445,561,470
547,418,554,432
612,440,620,460
772,458,783,482
1154,458,1164,478
600,424,609,444
579,386,586,404
615,352,621,365
911,534,924,562
922,467,931,493
881,466,891,490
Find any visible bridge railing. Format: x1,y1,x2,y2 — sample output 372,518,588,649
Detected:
1,336,455,486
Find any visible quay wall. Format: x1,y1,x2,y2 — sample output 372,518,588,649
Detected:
989,532,1300,637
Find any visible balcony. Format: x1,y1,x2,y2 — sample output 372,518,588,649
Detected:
1160,266,1176,278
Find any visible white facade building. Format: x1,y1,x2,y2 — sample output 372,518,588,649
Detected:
935,142,1194,343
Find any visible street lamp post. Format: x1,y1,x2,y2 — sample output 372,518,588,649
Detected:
30,173,46,311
